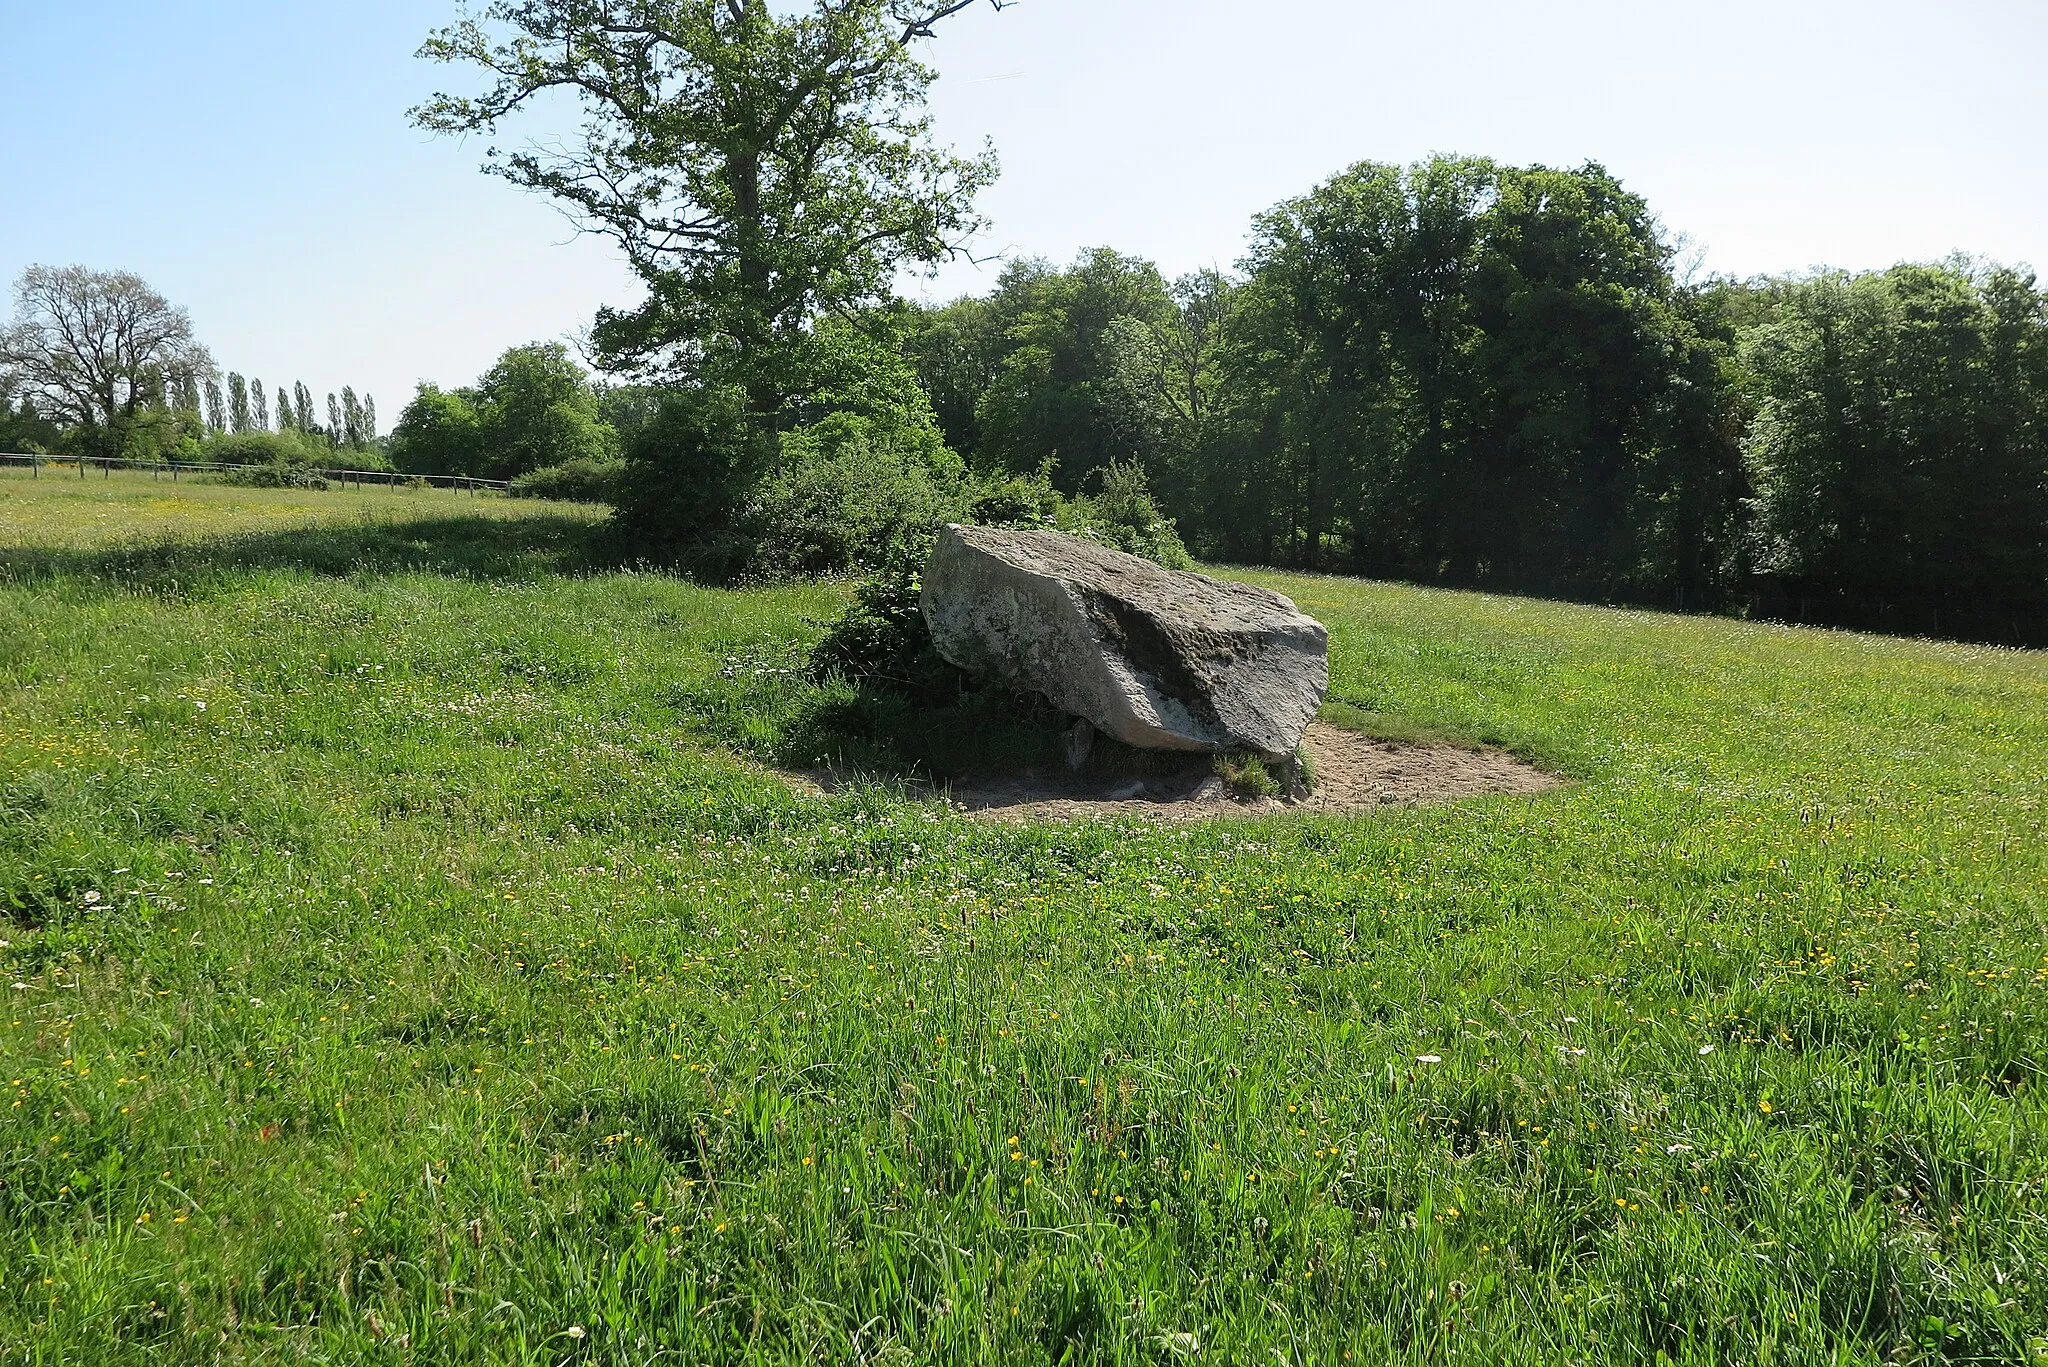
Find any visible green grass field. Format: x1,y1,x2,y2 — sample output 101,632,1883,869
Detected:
2,473,2044,1364
0,466,587,552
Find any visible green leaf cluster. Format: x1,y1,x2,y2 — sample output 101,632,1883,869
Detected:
901,157,2048,642
413,1,999,428
1734,259,2048,633
391,343,618,482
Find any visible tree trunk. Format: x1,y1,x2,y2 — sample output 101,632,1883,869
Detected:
728,149,784,474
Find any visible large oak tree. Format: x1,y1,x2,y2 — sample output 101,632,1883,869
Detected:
413,0,1008,442
0,265,212,458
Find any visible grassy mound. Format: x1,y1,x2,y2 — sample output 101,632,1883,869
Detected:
1,474,2044,1362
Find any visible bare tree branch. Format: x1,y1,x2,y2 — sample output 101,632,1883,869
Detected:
892,0,1010,44
0,266,210,448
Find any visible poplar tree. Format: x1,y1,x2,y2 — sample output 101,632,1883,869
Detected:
327,393,343,448
205,380,226,434
294,383,315,434
252,379,270,431
228,374,251,433
341,386,363,449
277,387,294,431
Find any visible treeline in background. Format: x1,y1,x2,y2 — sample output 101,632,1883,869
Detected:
11,156,2043,646
194,375,379,452
904,157,2048,645
382,155,2044,645
0,365,379,470
0,264,379,480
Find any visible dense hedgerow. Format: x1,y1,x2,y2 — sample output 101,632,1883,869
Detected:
509,455,628,504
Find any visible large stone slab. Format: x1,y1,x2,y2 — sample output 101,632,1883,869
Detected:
920,524,1329,759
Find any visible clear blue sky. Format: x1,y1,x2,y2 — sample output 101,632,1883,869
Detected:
4,0,2044,420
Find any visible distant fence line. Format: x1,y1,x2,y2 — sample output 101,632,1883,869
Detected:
0,452,511,493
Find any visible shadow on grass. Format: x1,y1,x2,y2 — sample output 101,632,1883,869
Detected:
0,512,615,592
778,680,1078,780
675,664,1255,798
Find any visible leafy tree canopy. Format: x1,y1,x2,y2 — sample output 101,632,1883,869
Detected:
477,342,615,480
389,383,485,479
0,392,64,454
0,265,213,460
907,250,1176,488
413,0,1008,435
1740,259,2048,623
392,343,619,481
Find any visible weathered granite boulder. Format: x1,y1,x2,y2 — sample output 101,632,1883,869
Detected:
920,524,1329,759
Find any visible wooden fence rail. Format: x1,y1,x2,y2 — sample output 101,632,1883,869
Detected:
0,452,510,493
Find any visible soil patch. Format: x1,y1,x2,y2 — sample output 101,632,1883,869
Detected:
786,722,1560,822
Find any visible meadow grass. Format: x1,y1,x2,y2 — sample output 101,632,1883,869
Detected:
1,477,2044,1364
0,467,593,554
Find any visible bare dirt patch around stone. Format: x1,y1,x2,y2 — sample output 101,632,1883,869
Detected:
785,722,1560,822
